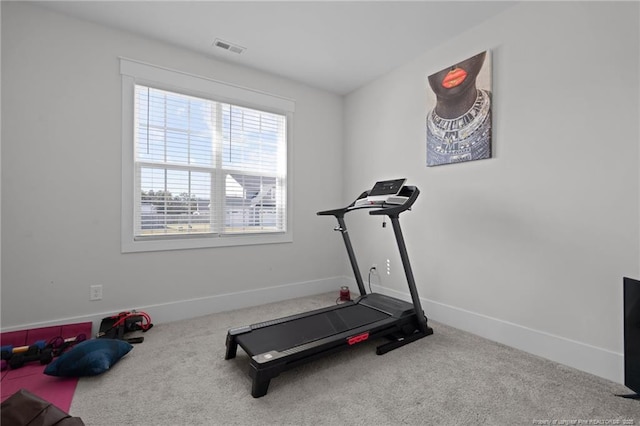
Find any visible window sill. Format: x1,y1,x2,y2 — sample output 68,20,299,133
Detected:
121,231,293,253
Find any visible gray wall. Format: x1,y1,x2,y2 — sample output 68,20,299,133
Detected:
343,1,639,382
1,2,346,328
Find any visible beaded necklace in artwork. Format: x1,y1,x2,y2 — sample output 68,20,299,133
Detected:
427,89,490,144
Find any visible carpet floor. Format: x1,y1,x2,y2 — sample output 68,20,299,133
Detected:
70,293,640,425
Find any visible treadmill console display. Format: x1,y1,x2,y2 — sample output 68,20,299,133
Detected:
368,178,406,197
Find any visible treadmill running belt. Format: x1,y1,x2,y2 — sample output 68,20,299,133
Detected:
236,304,389,356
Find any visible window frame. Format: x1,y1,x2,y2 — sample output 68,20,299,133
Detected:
120,58,294,253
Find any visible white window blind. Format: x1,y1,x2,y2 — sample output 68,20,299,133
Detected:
134,85,288,240
120,58,293,252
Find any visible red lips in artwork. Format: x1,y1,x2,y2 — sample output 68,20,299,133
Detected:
441,67,468,89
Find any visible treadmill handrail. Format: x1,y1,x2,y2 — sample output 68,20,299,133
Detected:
369,186,419,217
316,186,419,218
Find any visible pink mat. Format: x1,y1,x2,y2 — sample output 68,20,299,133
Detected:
1,322,92,412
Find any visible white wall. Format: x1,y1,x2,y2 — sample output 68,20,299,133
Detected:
343,1,639,383
1,2,346,330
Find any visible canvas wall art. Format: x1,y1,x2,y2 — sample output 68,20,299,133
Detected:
426,50,492,167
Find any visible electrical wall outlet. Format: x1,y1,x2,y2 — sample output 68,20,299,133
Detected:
90,285,103,301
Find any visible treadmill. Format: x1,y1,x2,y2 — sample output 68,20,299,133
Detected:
224,180,434,398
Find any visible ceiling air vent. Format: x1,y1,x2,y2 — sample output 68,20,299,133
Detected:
213,38,245,54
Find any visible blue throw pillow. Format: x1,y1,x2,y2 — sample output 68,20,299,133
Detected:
44,339,133,377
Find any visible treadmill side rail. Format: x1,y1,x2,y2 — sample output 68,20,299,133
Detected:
228,325,252,336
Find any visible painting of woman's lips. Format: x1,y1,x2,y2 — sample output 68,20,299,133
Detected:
426,50,491,167
441,68,468,89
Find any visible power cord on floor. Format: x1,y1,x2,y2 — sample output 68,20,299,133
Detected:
334,267,377,304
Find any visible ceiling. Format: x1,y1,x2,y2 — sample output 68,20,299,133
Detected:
36,1,517,95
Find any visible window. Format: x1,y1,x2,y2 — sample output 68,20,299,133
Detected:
121,59,294,252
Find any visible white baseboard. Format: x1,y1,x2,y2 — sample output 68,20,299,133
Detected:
370,282,624,385
0,277,346,336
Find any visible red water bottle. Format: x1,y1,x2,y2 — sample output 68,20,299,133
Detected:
339,286,351,302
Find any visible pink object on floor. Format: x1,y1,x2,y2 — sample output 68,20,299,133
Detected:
1,322,92,412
